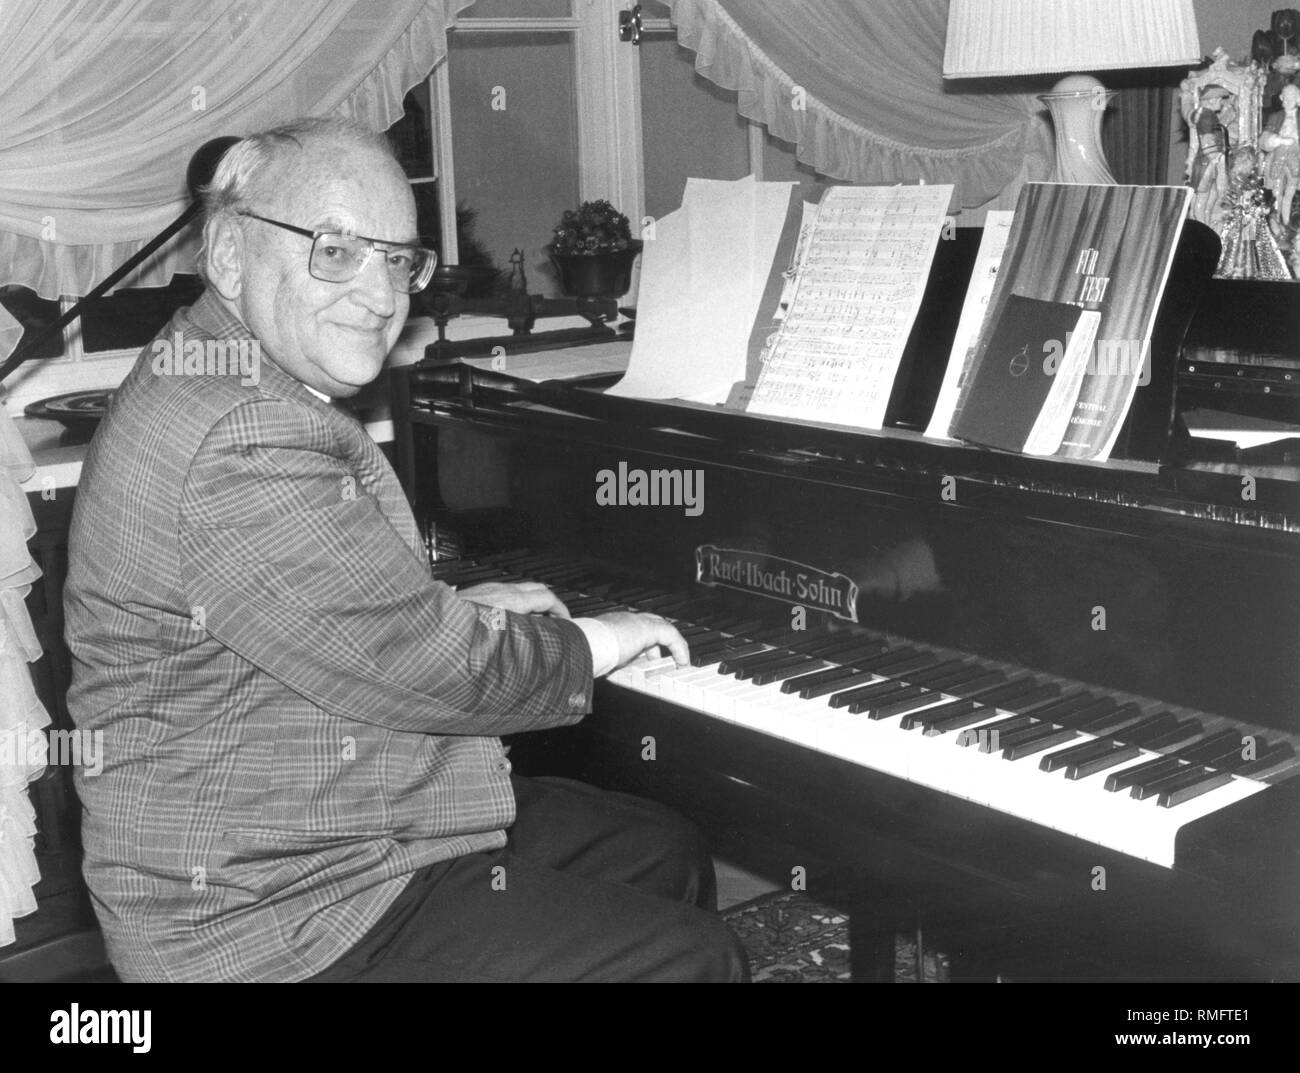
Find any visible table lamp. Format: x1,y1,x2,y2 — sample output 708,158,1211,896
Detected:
943,0,1202,183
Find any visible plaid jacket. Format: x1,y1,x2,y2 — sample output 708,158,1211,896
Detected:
64,293,592,982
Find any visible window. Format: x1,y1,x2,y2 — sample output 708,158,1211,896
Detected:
412,1,826,302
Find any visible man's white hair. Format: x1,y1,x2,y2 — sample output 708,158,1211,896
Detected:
196,116,398,281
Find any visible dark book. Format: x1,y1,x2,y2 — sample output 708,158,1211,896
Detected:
949,183,1192,460
950,295,1098,455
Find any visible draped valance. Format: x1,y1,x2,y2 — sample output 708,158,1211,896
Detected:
665,0,1053,212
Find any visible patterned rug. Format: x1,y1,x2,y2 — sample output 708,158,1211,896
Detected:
721,890,949,983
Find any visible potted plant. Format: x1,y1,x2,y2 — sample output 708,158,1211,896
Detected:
548,199,643,298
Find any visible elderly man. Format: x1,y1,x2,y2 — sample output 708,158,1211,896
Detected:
64,116,747,983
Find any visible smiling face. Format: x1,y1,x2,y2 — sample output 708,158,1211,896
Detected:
221,137,417,397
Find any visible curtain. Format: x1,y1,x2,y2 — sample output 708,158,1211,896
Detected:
0,0,475,949
0,387,49,947
0,0,474,311
1104,85,1177,185
664,0,1054,215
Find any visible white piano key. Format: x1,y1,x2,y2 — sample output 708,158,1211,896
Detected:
608,660,1269,868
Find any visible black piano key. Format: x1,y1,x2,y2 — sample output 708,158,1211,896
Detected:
896,659,969,689
743,625,807,646
736,652,812,681
842,646,923,674
991,716,1073,749
718,648,785,676
958,715,1033,748
905,662,986,693
1133,766,1235,806
1106,711,1177,746
752,658,830,687
714,618,768,637
1002,726,1080,761
926,670,1005,701
661,598,726,622
528,565,593,584
876,654,949,680
997,720,1069,749
1129,717,1203,751
852,685,935,719
792,667,876,699
1104,756,1183,793
693,636,766,661
1015,691,1094,722
1042,736,1114,771
829,680,916,710
1235,740,1295,777
905,698,983,731
690,613,747,632
790,632,883,658
968,678,1050,709
1103,729,1240,793
1159,770,1237,808
690,640,767,668
796,636,885,661
921,701,993,735
448,565,512,584
1070,702,1145,734
1038,737,1136,776
1174,728,1247,766
604,585,665,604
638,594,691,613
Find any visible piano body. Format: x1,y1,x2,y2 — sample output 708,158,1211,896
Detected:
391,231,1300,982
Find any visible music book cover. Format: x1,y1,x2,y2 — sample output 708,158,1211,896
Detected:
950,296,1100,455
948,183,1192,461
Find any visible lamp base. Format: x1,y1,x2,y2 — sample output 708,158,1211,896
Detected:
1040,74,1117,184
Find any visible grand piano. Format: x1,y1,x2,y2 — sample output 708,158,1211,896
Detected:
391,227,1300,982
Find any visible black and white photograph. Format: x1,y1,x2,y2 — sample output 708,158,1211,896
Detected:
0,0,1296,1052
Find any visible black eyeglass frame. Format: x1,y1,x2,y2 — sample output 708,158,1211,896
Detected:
236,210,437,293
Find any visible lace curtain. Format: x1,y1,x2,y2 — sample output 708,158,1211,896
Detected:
664,0,1054,214
0,392,50,948
0,0,473,949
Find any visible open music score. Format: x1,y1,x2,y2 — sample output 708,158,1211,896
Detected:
747,184,952,429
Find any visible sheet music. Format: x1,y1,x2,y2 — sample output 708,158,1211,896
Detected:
608,176,794,403
924,210,1015,440
746,184,952,429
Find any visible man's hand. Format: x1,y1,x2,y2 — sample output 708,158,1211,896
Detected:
458,581,571,618
592,611,689,669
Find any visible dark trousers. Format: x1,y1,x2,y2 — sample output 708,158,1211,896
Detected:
306,776,750,982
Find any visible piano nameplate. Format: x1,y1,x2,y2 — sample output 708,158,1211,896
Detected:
695,545,859,624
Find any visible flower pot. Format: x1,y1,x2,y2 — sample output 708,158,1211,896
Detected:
550,242,643,298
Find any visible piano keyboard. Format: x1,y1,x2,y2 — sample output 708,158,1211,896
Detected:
433,550,1298,870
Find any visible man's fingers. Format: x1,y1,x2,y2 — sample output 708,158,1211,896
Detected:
594,611,690,669
653,619,690,666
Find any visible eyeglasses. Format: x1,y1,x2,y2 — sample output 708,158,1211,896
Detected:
236,211,437,293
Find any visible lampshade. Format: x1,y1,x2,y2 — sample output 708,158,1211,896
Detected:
944,0,1201,184
943,0,1201,79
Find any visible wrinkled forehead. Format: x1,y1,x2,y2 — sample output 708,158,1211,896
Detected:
263,137,417,240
